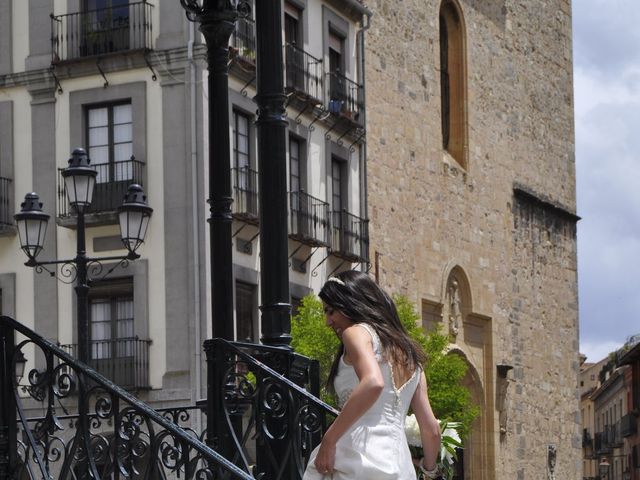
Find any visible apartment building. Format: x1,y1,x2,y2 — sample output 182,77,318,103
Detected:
0,0,370,409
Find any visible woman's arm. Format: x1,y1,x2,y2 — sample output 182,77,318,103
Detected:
411,371,441,476
313,325,384,474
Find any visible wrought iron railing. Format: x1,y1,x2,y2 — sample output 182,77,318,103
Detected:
0,315,253,479
60,337,151,391
230,17,256,66
51,1,153,62
203,338,339,479
327,71,364,124
231,166,259,224
330,210,369,263
285,44,323,103
289,191,330,247
0,176,13,228
57,157,145,218
621,412,637,437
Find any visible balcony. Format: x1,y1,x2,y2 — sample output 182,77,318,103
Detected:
232,166,259,224
0,176,15,235
583,428,593,449
51,1,153,63
230,17,256,69
285,44,323,105
330,210,369,263
57,157,145,225
327,71,364,125
60,337,151,391
289,191,330,247
621,412,638,437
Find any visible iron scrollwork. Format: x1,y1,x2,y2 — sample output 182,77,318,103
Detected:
1,315,253,480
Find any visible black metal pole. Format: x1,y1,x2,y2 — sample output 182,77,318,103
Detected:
0,323,17,479
75,209,89,365
199,6,237,343
255,0,291,348
180,0,239,463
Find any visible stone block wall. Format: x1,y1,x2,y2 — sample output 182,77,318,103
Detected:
365,0,580,478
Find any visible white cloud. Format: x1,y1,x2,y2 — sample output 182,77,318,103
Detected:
573,0,640,356
580,339,623,364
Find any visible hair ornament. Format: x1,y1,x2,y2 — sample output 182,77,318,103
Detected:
326,276,346,286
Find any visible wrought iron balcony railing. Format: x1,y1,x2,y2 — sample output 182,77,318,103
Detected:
57,157,145,219
327,71,364,125
289,191,330,247
0,176,13,229
60,337,151,391
51,1,153,62
330,210,369,263
230,17,256,67
232,166,259,224
621,412,638,437
285,44,323,104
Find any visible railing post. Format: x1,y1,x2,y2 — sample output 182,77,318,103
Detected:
0,322,18,479
204,339,235,464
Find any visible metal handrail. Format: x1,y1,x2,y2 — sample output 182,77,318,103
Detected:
231,166,259,221
289,191,330,247
326,71,364,123
0,315,253,479
285,43,323,103
57,157,145,217
0,176,13,227
51,1,154,62
230,17,256,64
330,209,369,262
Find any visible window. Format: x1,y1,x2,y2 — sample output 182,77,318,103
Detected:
439,0,467,168
235,281,257,342
82,0,130,55
331,157,346,213
233,110,251,172
232,110,257,217
86,102,134,211
328,30,346,112
88,278,144,388
285,3,302,46
289,136,302,194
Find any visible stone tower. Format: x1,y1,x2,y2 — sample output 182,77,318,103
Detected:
365,0,580,478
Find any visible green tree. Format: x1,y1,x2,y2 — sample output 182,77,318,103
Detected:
291,293,479,438
395,295,479,439
290,295,340,404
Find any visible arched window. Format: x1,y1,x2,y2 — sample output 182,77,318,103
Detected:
439,0,467,168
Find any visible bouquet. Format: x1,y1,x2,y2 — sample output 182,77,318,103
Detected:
405,414,462,480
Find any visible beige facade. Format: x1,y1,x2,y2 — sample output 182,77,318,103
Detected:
365,0,580,478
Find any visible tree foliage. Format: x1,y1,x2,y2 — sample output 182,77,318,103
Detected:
291,293,479,438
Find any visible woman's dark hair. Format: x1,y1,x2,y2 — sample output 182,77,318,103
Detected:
320,270,426,390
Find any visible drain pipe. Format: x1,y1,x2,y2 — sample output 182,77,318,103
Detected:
357,10,372,272
187,18,203,434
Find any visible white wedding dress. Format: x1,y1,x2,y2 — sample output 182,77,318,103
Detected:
303,323,421,480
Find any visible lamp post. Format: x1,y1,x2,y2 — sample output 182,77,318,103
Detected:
14,148,153,365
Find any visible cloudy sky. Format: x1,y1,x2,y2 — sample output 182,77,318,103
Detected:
572,0,640,362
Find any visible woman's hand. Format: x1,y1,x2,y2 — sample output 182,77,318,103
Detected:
314,436,337,475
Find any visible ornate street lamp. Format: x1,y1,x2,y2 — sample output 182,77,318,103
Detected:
14,192,50,265
60,148,97,213
118,184,153,258
599,457,610,480
15,149,153,365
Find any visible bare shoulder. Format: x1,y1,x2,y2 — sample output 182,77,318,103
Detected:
341,324,375,357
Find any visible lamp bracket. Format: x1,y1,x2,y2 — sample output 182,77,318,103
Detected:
28,255,134,285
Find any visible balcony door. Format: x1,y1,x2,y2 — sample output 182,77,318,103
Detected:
285,3,304,91
328,31,346,112
89,279,136,387
86,102,134,213
82,0,130,56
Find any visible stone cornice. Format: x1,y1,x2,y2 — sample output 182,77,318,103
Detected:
513,183,580,223
0,46,208,91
